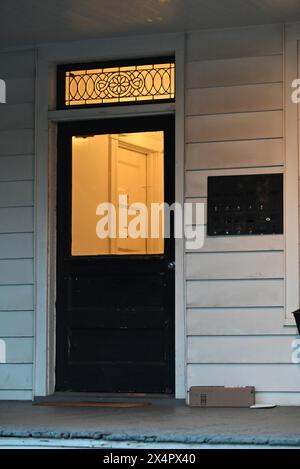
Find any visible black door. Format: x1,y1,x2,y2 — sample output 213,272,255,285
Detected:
56,115,175,393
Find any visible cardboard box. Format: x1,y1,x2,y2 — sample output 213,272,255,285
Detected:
189,386,255,408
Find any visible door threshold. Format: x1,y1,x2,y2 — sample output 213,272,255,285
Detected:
34,392,182,406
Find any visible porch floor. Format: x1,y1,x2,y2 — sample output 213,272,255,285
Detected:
1,401,300,447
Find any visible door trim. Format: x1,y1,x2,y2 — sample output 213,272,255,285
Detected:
34,32,185,398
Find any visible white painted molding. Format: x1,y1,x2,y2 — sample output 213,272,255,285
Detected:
48,103,176,122
174,36,186,399
34,33,186,398
34,50,51,396
284,24,300,324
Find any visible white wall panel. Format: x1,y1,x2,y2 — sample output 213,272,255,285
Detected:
187,279,284,307
186,55,283,89
187,336,296,363
187,364,300,392
186,307,295,336
186,111,283,143
186,83,282,116
186,139,283,170
186,252,284,280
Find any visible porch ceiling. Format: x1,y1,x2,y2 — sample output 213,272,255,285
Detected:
1,0,300,49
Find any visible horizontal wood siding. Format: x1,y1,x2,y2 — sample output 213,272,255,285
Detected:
0,155,34,181
0,181,33,207
187,365,300,392
0,391,32,400
0,311,34,337
187,308,297,336
5,77,35,105
0,364,32,390
186,83,283,116
0,103,34,130
186,252,284,280
187,336,296,364
0,259,34,285
186,139,283,170
0,207,34,233
186,111,283,143
0,49,35,399
186,24,283,61
0,285,34,311
187,280,284,308
186,234,284,253
186,55,283,88
0,130,34,155
185,24,293,403
0,234,33,259
0,338,33,363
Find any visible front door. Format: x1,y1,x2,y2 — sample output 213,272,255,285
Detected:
56,115,175,393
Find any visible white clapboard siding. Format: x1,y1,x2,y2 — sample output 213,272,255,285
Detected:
0,285,34,311
184,198,206,226
0,155,33,181
187,279,284,308
255,393,300,406
186,55,283,89
0,338,33,363
0,104,34,130
186,83,283,116
186,252,284,280
0,181,33,207
187,336,296,364
186,308,297,336
186,111,283,143
0,311,34,337
187,364,300,392
0,50,35,79
187,24,283,61
185,167,282,198
0,49,35,399
0,364,32,390
183,24,294,405
5,78,35,104
186,234,284,253
0,260,33,285
0,207,33,233
0,130,34,156
0,233,33,259
186,139,283,170
0,390,32,400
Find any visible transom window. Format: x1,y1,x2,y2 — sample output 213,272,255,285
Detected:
57,57,175,108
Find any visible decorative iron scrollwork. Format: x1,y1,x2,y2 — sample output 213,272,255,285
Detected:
63,61,175,107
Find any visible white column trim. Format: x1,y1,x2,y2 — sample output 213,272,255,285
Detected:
284,23,300,324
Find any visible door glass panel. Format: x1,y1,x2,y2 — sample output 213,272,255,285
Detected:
72,131,164,256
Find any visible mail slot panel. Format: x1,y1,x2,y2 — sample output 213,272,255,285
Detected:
207,174,283,236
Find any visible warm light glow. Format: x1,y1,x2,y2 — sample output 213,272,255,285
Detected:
64,61,175,107
72,131,164,256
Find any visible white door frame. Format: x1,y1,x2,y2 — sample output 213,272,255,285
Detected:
34,33,186,398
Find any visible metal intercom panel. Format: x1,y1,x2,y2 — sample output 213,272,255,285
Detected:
207,174,283,236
